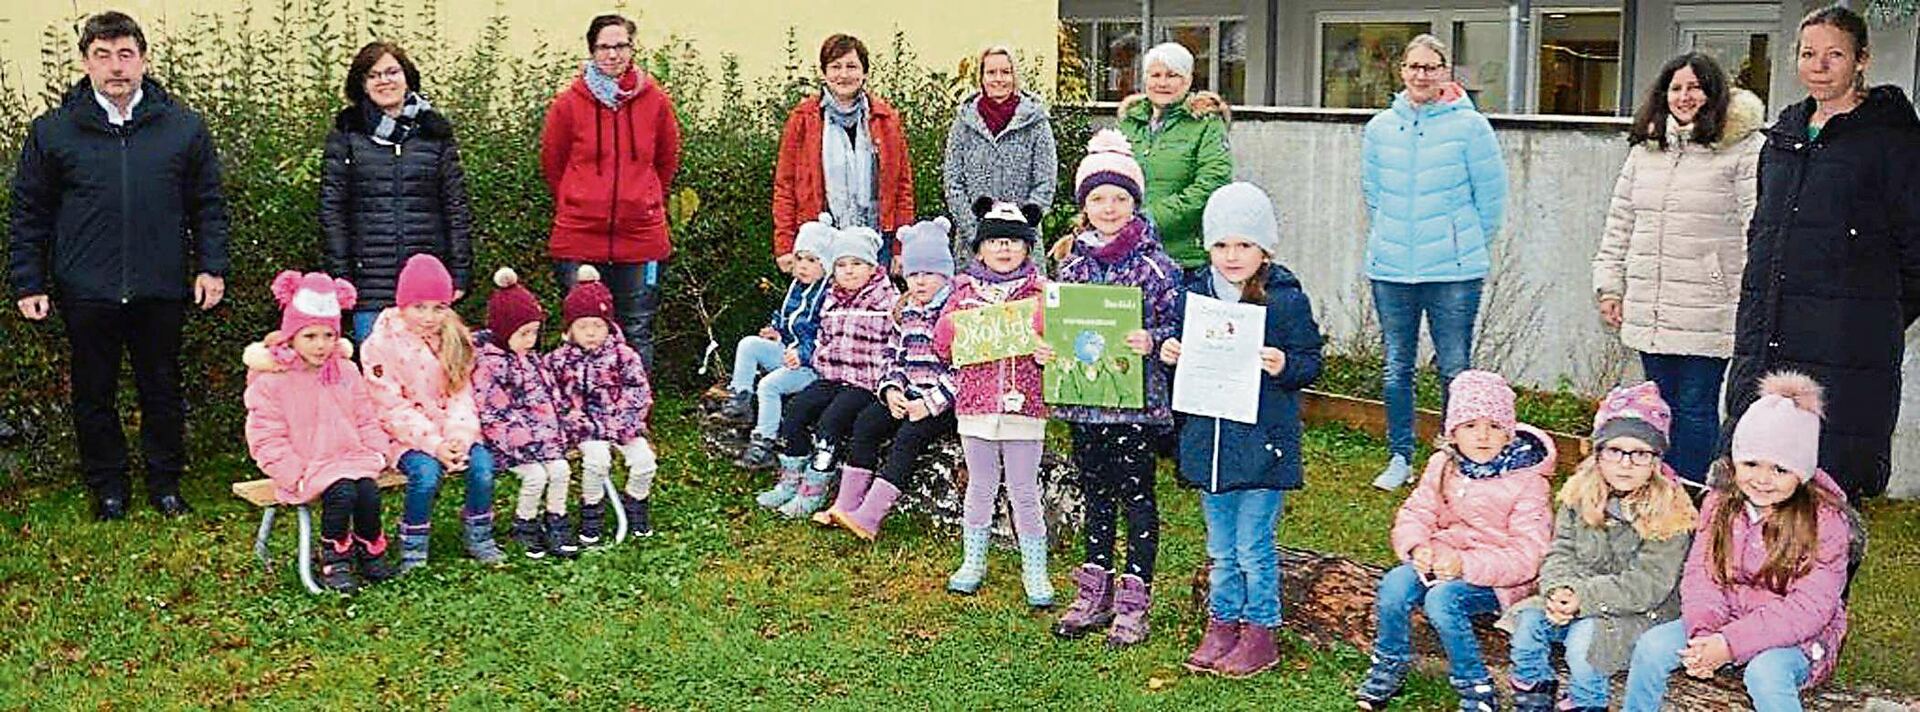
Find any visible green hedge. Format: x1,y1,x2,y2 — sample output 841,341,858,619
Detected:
0,5,1094,485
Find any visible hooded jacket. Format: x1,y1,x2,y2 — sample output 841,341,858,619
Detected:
1361,85,1508,284
1389,425,1558,608
9,77,229,302
1725,85,1920,499
1173,265,1324,493
545,325,654,445
1115,91,1234,268
540,69,683,264
1593,88,1766,358
320,105,474,309
471,330,570,468
242,336,396,505
358,308,482,456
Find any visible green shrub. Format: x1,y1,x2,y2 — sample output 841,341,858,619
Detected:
0,5,1093,486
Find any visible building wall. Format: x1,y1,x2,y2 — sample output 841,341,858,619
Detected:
1146,106,1920,496
1,0,1057,100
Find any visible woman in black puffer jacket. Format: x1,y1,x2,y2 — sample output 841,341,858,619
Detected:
321,40,474,342
1727,6,1920,503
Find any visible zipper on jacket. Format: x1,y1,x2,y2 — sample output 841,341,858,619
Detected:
392,140,406,269
1210,418,1221,491
119,131,131,303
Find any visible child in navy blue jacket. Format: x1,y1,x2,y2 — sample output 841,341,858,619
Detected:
727,215,834,473
1161,183,1323,679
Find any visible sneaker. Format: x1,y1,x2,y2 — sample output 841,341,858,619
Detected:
317,538,360,594
1354,655,1412,710
1453,677,1501,712
718,390,754,424
1372,454,1413,490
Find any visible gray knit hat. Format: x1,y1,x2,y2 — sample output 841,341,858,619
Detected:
1202,182,1280,257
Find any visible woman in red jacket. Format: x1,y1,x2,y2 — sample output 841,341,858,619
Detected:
770,33,915,275
540,13,682,370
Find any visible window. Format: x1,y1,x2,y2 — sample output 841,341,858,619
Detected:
1685,30,1773,107
1452,16,1511,113
1319,21,1431,109
1535,10,1622,116
1065,17,1247,104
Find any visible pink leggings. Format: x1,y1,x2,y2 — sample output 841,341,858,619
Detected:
960,436,1047,539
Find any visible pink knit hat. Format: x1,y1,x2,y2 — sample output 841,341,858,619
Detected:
270,270,355,338
1074,129,1146,205
1592,381,1673,453
394,253,455,308
1731,372,1825,482
1444,369,1517,434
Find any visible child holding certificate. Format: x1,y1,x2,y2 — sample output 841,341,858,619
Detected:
1159,182,1323,677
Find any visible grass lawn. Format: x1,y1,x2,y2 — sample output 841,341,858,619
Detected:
0,396,1913,709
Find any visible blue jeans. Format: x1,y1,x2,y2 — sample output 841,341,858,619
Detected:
1510,608,1609,707
1373,563,1502,682
554,260,663,371
1639,353,1727,484
729,335,819,437
398,444,497,526
1624,619,1810,712
350,309,380,346
1203,489,1286,627
1372,279,1483,458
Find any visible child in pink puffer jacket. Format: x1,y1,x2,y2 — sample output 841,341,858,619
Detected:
243,271,399,593
1356,369,1556,712
546,265,658,540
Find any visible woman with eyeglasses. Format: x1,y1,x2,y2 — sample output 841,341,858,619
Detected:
1591,52,1765,486
539,13,683,370
321,41,475,345
1724,3,1920,504
1359,34,1508,492
771,33,915,276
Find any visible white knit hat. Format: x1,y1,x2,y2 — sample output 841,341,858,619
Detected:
793,213,835,258
1203,182,1280,257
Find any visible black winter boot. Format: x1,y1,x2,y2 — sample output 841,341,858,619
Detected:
577,501,608,546
544,512,581,559
511,517,547,559
318,537,360,594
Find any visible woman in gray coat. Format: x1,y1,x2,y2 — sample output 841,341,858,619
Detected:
942,46,1057,254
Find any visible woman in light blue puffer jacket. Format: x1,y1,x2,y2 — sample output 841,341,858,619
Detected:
1359,34,1508,491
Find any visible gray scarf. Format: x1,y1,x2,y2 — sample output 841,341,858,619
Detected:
367,92,430,146
821,90,878,230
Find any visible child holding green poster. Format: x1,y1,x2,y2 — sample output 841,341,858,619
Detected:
1162,182,1324,678
1044,130,1183,647
934,199,1052,607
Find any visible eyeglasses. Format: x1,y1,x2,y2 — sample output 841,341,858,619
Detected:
593,42,633,55
1402,62,1450,76
1598,446,1659,467
365,67,406,83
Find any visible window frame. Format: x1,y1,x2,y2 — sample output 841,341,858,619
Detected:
1312,10,1445,109
1067,14,1249,103
1529,6,1625,115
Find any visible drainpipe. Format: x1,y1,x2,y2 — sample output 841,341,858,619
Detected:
1141,0,1154,92
1506,0,1532,113
1618,0,1639,116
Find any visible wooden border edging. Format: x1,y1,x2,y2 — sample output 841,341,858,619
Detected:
1300,389,1590,474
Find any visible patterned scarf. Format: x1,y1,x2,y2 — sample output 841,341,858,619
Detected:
821,90,877,230
582,61,639,109
366,92,430,146
1452,431,1547,480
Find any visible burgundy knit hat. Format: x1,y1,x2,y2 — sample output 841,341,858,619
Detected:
562,264,615,330
486,267,545,342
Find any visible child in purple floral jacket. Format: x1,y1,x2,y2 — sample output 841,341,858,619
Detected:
474,268,578,560
547,265,658,540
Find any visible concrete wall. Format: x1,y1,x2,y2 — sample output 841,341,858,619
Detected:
1164,105,1920,497
1,0,1058,101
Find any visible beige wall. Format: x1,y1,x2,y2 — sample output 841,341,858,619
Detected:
0,1,1057,99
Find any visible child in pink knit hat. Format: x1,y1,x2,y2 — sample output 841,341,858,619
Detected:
242,271,400,593
1358,369,1557,712
360,253,504,570
1623,372,1857,711
1504,380,1698,711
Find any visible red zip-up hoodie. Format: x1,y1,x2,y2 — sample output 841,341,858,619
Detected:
540,69,682,264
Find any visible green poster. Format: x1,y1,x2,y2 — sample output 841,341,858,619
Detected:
1042,283,1144,408
949,298,1040,366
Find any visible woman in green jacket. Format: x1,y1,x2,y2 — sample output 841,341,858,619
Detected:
1115,42,1234,270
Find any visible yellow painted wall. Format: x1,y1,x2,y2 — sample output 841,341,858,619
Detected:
0,1,1057,99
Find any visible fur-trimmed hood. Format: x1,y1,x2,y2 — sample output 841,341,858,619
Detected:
1118,90,1231,125
242,331,354,373
1715,88,1767,149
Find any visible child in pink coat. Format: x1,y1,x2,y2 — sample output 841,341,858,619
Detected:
243,271,399,593
361,254,503,570
546,266,658,539
1623,372,1856,712
1356,369,1556,712
474,267,577,560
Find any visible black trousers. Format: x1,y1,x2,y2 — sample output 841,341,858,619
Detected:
858,407,956,487
319,479,384,543
62,300,187,500
1071,423,1160,581
778,380,879,460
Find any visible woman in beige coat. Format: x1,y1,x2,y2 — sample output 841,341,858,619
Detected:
1592,52,1764,485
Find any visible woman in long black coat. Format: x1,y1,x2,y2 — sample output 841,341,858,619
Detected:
1726,5,1920,502
320,41,474,342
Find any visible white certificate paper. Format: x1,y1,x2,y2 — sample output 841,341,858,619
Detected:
1171,294,1266,424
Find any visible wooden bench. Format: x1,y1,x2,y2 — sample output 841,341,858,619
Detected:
232,472,405,594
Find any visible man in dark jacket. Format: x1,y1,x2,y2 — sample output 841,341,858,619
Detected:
7,12,229,521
